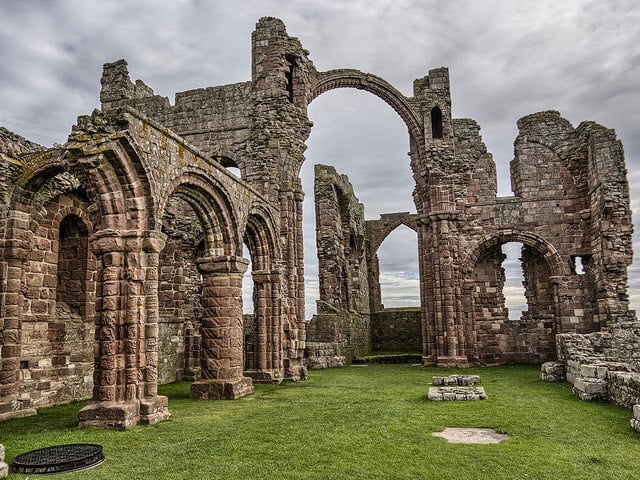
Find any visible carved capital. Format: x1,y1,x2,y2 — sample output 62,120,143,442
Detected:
196,255,250,275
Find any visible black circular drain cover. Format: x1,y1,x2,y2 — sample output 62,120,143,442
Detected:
11,443,104,475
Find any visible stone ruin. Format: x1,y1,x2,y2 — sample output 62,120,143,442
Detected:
0,17,639,429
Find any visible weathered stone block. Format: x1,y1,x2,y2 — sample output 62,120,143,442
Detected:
190,377,254,400
428,386,487,401
540,361,566,382
78,401,140,430
139,395,171,425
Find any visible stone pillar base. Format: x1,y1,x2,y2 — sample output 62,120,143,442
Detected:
140,395,171,425
78,401,140,430
245,369,283,384
190,377,254,400
422,355,436,367
435,356,470,368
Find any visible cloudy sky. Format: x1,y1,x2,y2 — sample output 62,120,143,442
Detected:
2,0,639,318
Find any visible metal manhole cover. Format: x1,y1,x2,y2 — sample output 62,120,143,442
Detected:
11,443,104,475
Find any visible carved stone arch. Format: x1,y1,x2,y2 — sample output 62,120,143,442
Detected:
244,202,280,272
0,157,96,416
308,69,424,149
3,158,65,257
163,174,241,257
464,230,568,278
66,138,154,232
368,213,419,258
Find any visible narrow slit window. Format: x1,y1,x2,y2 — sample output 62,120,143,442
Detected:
431,106,443,139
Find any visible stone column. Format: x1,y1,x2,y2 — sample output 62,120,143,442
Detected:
246,270,283,383
79,230,170,429
0,230,36,419
139,232,170,424
190,255,254,399
79,231,139,429
420,212,468,367
79,231,137,429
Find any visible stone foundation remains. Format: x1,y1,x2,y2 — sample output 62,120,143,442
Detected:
1,16,638,429
428,387,487,401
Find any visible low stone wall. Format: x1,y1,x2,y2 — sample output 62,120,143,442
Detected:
304,342,344,369
543,318,640,429
475,318,557,365
353,354,422,364
370,308,421,352
306,310,370,364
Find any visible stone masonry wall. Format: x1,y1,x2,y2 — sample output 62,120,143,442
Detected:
370,308,422,352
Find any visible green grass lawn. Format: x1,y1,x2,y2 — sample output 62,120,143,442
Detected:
1,364,639,479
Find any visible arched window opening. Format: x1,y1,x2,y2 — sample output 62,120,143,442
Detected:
502,242,527,320
571,255,591,275
226,166,242,178
52,213,93,398
242,243,254,314
431,106,443,139
376,225,419,309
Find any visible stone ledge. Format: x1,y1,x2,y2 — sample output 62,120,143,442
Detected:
428,386,487,401
139,395,171,425
432,374,480,386
572,377,608,401
78,401,140,430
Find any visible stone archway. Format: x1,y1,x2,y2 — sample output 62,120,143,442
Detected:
461,230,569,365
161,176,254,401
243,204,284,383
365,213,419,313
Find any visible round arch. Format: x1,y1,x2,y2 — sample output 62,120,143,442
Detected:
308,69,423,149
463,230,569,278
162,174,241,257
244,203,280,272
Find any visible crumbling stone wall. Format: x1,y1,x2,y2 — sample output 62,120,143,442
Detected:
306,164,371,363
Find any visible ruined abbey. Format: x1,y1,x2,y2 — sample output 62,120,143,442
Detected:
1,17,639,429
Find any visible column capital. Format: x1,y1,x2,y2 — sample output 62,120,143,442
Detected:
142,230,167,254
419,211,460,226
90,229,125,254
196,255,250,275
251,269,282,284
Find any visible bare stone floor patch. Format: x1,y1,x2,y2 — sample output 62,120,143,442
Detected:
432,428,510,444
